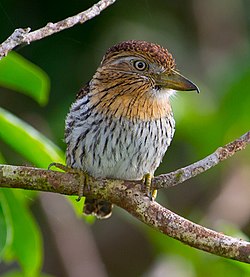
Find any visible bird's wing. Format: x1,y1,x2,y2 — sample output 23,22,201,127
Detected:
76,82,90,100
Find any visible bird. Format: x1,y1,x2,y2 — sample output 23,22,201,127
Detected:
64,40,199,219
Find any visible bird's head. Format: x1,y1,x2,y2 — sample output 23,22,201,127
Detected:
89,40,199,121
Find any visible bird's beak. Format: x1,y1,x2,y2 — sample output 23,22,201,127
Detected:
156,70,200,93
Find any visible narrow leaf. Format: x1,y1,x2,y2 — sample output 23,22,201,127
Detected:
0,192,13,259
0,52,50,106
3,190,42,277
0,108,64,168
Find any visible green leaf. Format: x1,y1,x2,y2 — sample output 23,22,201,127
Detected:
0,191,13,259
0,151,6,163
2,190,42,277
0,107,64,168
0,52,50,106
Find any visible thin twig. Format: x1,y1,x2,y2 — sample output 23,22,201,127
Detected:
153,131,250,189
0,0,116,59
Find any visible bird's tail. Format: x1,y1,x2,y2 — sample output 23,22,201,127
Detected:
83,197,113,219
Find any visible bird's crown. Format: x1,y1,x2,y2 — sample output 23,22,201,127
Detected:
102,40,176,72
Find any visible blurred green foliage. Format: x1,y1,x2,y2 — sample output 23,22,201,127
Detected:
0,53,63,276
0,0,250,276
0,53,50,106
2,189,42,277
0,107,64,167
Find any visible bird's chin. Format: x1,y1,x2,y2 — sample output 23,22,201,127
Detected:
153,87,176,99
163,88,177,98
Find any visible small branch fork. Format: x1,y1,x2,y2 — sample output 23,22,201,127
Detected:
0,131,250,263
0,0,116,59
153,130,250,189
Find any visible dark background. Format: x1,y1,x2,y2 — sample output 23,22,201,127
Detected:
1,0,250,276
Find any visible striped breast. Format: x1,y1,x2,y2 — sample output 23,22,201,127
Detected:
65,94,175,180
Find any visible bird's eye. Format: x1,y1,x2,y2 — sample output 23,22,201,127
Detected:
133,60,147,71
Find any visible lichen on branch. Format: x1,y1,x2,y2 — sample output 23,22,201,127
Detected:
0,131,250,263
0,0,250,264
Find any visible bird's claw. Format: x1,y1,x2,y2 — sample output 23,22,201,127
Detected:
76,171,90,202
48,162,90,202
142,173,157,201
48,162,71,172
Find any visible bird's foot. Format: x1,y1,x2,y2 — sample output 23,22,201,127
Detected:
48,162,90,202
142,173,157,201
48,162,71,172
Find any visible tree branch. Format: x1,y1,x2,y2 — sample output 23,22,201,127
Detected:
1,0,249,264
0,131,250,263
0,0,116,59
153,131,250,189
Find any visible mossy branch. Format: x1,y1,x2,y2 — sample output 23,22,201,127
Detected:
153,131,250,189
1,131,250,263
0,0,250,265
